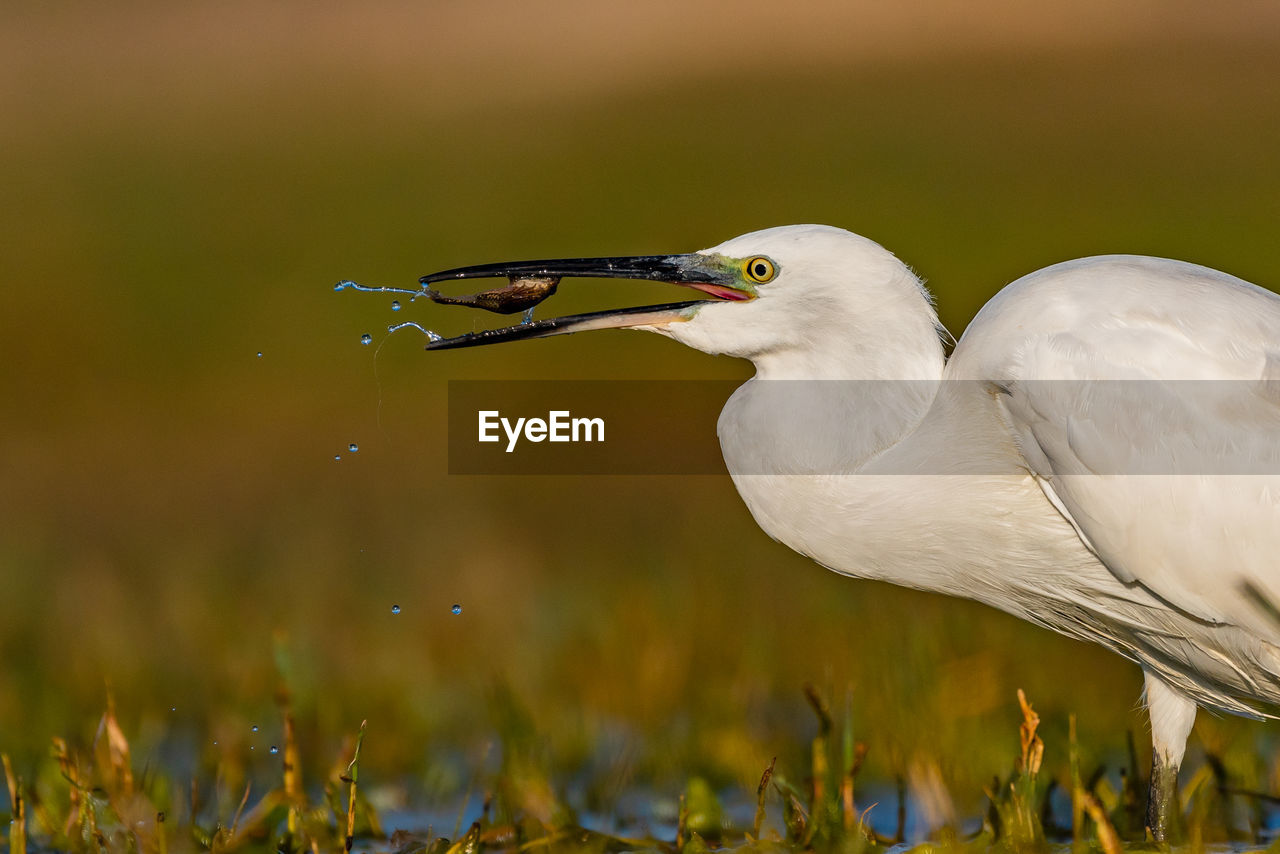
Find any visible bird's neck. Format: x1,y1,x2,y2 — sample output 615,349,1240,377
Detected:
715,316,966,590
719,312,948,477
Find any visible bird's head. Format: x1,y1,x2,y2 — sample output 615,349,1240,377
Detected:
423,224,943,377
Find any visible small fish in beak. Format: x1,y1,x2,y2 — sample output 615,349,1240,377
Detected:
423,276,560,315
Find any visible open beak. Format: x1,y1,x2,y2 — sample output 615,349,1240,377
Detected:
418,254,751,350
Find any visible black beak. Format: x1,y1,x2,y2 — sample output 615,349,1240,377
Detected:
417,254,751,350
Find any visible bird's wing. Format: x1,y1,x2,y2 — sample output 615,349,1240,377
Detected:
952,255,1280,636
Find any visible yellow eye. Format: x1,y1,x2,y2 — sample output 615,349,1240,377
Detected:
744,256,776,283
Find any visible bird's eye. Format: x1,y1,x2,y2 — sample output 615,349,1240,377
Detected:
744,256,777,283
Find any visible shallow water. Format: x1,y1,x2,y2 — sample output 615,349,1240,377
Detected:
361,774,1280,853
372,783,980,847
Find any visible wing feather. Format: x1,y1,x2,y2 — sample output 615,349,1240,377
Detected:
950,256,1280,637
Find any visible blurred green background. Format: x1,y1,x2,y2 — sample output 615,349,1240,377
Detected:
4,0,1280,823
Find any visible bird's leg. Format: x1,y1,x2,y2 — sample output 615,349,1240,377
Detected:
1142,671,1197,842
1148,754,1179,842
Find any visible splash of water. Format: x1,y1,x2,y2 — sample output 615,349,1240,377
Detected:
334,280,425,299
388,321,443,342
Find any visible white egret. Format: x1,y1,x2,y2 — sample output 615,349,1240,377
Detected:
416,225,1280,839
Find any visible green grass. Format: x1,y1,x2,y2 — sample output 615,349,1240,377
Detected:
4,7,1280,851
3,680,1276,853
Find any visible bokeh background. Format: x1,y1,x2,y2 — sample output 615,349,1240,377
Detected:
5,0,1280,827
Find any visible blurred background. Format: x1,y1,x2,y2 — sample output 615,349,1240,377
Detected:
4,0,1280,828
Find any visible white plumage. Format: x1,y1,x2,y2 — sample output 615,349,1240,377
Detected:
650,226,1280,837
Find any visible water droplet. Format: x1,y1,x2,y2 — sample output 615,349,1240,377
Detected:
348,443,358,453
451,603,462,615
213,740,218,746
388,320,442,341
170,706,176,712
251,725,259,733
250,746,255,751
391,604,401,615
360,333,373,345
334,455,341,461
270,745,279,754
256,352,263,358
391,300,402,312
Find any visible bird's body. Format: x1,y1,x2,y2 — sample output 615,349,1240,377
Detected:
716,245,1280,718
406,223,1280,839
